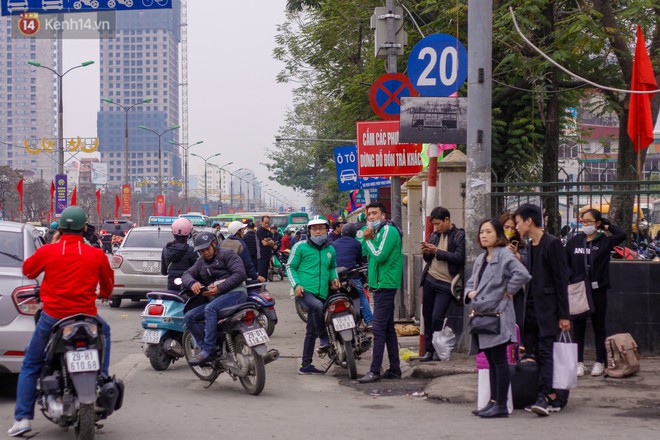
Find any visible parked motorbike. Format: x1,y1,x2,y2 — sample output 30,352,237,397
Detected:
182,296,279,395
316,265,372,379
140,290,188,371
19,291,123,440
268,251,288,282
246,280,278,337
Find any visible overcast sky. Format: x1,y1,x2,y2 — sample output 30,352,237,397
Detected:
61,1,305,208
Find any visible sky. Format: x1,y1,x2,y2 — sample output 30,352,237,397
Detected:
61,1,305,209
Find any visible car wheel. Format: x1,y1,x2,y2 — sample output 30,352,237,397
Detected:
109,297,122,308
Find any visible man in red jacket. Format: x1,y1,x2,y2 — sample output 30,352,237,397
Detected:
9,206,114,437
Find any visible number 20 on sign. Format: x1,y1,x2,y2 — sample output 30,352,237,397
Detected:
407,34,467,97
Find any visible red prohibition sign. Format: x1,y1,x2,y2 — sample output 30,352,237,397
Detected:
369,73,418,120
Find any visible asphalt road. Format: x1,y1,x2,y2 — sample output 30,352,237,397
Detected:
2,279,659,439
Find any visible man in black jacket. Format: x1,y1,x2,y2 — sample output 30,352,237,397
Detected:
419,206,465,362
182,232,247,365
515,203,570,417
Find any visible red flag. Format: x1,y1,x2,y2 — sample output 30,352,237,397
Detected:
169,205,174,217
177,208,181,215
141,203,145,222
50,181,55,216
70,186,77,206
115,194,121,218
17,177,24,213
628,24,658,152
95,189,101,219
187,207,191,213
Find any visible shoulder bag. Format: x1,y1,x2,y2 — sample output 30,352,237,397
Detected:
468,309,501,335
568,237,594,318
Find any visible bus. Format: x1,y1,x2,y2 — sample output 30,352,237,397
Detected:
178,212,211,227
208,212,277,228
271,212,309,232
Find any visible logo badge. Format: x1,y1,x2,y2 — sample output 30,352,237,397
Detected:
18,13,40,37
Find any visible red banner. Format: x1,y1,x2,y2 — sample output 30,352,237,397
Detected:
70,186,77,206
50,181,55,217
141,203,145,222
17,177,24,213
356,120,423,177
628,24,658,153
95,189,101,219
156,195,166,216
115,194,121,219
121,185,131,217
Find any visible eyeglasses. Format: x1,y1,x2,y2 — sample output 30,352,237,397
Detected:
581,220,597,225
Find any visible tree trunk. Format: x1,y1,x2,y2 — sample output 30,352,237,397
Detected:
542,68,561,236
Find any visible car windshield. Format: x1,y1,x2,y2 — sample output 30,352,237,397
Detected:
0,231,24,267
122,230,172,248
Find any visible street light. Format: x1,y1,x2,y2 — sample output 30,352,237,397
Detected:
169,139,203,211
248,177,259,211
209,161,234,214
231,168,245,211
138,124,180,195
28,59,95,175
101,97,152,188
190,152,221,211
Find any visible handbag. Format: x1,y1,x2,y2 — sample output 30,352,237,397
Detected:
468,310,501,335
568,238,594,318
552,331,578,390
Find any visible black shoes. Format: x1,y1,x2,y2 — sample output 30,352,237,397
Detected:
472,400,494,416
382,369,402,380
419,352,435,362
357,371,381,383
530,396,550,416
479,403,509,418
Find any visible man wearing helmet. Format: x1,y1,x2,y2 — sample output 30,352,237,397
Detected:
220,221,266,283
182,231,247,365
287,215,341,375
9,207,114,437
160,218,198,291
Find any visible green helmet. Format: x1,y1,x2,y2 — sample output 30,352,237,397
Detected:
307,215,329,228
58,206,87,231
356,212,366,223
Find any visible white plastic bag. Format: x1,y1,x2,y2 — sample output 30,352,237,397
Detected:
432,319,455,361
553,331,578,390
477,369,513,414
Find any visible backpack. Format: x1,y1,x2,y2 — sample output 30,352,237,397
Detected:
605,333,640,378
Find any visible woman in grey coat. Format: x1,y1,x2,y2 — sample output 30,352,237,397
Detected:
465,219,531,418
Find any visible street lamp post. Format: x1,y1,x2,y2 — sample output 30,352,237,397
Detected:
190,152,221,212
138,124,180,195
248,178,259,211
28,60,95,175
209,161,234,214
101,97,152,187
169,140,203,212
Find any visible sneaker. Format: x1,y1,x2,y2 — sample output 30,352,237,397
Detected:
547,398,563,413
591,362,605,376
187,350,215,366
530,396,550,417
298,364,324,375
8,419,31,437
576,362,585,377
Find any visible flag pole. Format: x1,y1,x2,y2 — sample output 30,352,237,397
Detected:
637,134,642,240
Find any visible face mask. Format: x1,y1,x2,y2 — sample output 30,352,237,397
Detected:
583,225,597,235
310,234,327,246
368,220,382,229
504,230,516,239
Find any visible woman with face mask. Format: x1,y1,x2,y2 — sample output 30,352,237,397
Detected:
565,209,625,377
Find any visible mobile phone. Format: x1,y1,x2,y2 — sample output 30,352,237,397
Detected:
510,240,519,247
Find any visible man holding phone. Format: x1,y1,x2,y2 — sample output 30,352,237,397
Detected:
419,207,465,362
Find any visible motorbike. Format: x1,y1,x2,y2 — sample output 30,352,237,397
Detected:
268,250,288,282
315,265,372,379
246,280,278,337
19,291,124,440
182,291,279,395
140,290,188,371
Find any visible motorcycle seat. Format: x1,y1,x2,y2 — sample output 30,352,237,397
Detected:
216,302,258,320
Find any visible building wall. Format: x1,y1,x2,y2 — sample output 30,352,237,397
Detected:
97,1,181,191
0,18,57,182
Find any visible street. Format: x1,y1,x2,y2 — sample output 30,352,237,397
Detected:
2,280,659,440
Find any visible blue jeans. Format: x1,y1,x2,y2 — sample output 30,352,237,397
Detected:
295,292,328,367
370,289,400,375
15,311,111,420
351,278,373,324
184,291,247,353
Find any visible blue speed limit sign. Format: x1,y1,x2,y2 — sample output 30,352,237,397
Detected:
407,34,467,97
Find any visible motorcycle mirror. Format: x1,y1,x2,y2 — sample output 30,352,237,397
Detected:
174,278,183,286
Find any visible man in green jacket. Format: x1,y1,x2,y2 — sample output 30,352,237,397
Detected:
287,215,340,375
358,202,404,383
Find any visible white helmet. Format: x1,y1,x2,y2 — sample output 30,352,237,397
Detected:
228,220,247,236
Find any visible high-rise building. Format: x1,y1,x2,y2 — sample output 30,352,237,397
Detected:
97,2,181,192
0,17,58,182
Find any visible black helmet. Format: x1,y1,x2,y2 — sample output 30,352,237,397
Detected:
341,223,358,238
193,231,216,251
58,206,87,231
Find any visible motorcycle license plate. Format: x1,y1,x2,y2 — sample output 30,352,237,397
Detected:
142,261,160,273
332,315,356,331
142,329,163,344
65,349,100,373
243,328,269,347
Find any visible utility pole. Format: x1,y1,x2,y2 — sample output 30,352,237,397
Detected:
385,0,402,227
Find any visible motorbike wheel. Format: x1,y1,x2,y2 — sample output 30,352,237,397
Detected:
267,271,274,282
257,312,275,337
182,331,218,382
109,297,122,308
234,334,265,396
343,340,358,380
295,300,308,323
75,403,95,440
148,345,173,371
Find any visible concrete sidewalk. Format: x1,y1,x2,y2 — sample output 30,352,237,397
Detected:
395,335,660,414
